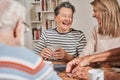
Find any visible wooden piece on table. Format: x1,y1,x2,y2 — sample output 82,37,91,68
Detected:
52,61,87,80
58,71,79,80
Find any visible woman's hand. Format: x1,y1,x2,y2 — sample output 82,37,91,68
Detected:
66,57,82,73
53,48,73,61
71,66,92,80
40,48,53,59
53,48,66,60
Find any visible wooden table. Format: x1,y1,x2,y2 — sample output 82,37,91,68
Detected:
52,61,86,80
52,61,120,80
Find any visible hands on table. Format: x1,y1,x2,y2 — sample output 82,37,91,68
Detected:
41,47,73,61
66,56,91,72
66,56,120,80
40,48,53,59
66,56,94,79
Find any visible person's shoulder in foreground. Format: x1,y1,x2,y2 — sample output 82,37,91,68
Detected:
0,0,61,80
0,43,61,80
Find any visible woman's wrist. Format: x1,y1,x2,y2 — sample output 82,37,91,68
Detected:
86,55,96,63
83,55,93,66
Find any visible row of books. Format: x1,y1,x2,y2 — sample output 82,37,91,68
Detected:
32,0,57,11
45,19,56,29
42,0,57,11
31,0,57,40
32,19,56,40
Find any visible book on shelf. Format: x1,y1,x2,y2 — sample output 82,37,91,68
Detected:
32,27,41,40
33,12,41,21
45,19,56,29
42,0,44,11
38,12,41,21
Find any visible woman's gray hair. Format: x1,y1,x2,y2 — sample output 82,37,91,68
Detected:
0,0,26,29
54,2,75,16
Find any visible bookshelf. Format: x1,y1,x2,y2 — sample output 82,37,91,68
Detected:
30,0,61,49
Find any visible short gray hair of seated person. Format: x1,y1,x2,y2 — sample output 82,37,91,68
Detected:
0,0,26,30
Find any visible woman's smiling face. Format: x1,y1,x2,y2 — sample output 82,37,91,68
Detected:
55,7,73,33
92,6,102,25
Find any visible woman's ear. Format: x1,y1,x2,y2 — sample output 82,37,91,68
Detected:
13,20,23,39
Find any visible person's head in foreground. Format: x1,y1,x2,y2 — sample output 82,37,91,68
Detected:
0,0,26,46
0,0,61,80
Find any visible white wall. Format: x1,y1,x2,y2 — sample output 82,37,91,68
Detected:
69,0,97,40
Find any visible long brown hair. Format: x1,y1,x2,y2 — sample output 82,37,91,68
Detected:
91,0,120,37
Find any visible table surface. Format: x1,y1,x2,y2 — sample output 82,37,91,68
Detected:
52,61,87,80
52,60,120,80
